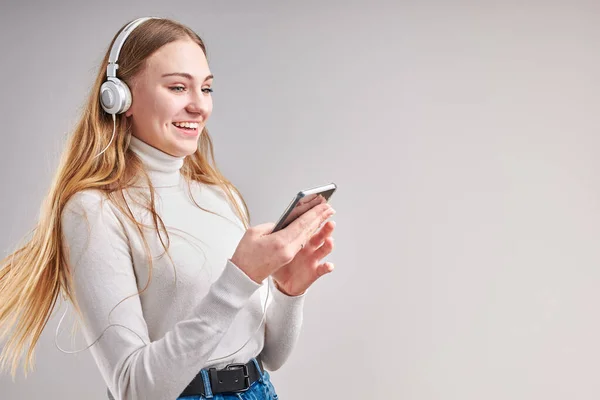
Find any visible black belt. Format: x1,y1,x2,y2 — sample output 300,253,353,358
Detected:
179,357,264,397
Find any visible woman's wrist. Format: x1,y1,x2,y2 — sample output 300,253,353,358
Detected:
272,279,305,297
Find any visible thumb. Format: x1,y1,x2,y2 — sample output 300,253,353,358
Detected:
251,222,276,236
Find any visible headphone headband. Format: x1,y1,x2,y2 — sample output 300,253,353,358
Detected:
106,17,161,78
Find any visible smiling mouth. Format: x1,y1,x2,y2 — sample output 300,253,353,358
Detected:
172,122,199,130
172,123,200,136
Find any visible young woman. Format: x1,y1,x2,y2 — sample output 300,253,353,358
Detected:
0,17,336,400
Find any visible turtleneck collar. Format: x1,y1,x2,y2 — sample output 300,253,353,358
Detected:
128,135,185,188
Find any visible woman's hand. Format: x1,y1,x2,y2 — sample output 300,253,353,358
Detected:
230,203,335,284
271,219,336,296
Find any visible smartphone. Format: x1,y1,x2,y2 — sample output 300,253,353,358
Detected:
271,183,337,233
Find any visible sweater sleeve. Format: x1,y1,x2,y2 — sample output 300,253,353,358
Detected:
60,191,262,400
259,277,306,371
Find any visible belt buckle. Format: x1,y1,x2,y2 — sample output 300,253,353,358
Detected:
225,363,250,393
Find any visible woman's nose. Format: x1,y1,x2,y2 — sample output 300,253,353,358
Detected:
186,89,210,115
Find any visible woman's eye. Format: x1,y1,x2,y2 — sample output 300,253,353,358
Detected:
169,86,212,94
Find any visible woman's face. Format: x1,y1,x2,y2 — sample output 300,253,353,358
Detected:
125,39,213,157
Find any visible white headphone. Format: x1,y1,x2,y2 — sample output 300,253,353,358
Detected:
99,17,162,115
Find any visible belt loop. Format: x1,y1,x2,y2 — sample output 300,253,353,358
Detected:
200,369,214,398
251,357,265,383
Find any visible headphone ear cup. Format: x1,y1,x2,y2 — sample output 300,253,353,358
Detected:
100,77,132,115
120,79,132,113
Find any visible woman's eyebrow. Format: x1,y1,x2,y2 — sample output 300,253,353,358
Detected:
161,72,214,81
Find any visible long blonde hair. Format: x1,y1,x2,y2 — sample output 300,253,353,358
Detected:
0,17,250,380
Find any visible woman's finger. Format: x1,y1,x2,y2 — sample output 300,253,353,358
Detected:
316,262,335,277
313,237,334,260
286,194,326,224
253,222,277,236
275,203,334,248
308,221,335,249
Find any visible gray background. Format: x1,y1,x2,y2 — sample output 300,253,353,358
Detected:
1,0,600,398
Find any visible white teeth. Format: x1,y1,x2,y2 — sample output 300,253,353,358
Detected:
173,122,199,129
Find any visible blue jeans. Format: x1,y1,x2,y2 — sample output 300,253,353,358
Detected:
177,367,279,400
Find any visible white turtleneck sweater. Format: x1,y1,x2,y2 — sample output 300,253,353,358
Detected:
60,135,305,400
